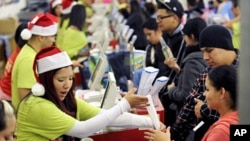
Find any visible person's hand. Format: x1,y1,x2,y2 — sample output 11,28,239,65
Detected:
119,91,127,97
72,60,84,68
159,122,166,132
194,98,204,119
164,57,180,73
144,126,171,141
124,88,149,108
167,82,175,91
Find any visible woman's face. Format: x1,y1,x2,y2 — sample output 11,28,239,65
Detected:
55,5,62,17
143,28,161,45
0,117,16,141
53,66,74,101
203,76,221,110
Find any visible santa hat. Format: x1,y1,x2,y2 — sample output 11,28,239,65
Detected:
21,13,58,40
32,46,72,96
61,0,76,14
51,0,62,9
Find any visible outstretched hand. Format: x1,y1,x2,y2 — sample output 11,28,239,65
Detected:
124,88,149,108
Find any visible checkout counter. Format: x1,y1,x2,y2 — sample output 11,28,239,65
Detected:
89,105,165,141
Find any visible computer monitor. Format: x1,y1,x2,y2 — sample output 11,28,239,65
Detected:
88,30,110,91
88,55,109,91
100,72,121,109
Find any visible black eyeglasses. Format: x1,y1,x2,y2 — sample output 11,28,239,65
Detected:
156,15,173,22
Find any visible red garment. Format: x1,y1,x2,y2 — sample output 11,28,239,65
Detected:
0,48,21,97
202,111,239,141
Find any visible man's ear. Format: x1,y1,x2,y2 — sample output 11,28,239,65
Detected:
37,35,44,41
190,34,196,40
173,14,179,21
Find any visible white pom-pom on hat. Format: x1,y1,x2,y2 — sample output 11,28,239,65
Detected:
32,82,45,96
21,29,32,40
20,13,58,41
32,47,72,97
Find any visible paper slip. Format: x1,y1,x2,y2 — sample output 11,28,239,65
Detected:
146,95,160,130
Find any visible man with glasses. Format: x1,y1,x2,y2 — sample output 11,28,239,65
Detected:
156,0,186,127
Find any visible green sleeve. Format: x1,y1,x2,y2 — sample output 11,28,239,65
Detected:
26,100,76,139
76,98,101,120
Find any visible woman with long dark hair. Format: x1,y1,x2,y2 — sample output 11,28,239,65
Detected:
126,0,148,50
16,46,166,141
60,4,89,59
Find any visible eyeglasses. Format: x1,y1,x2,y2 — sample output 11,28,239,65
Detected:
156,15,173,22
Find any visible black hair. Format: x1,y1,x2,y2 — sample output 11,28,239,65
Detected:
0,100,15,131
208,65,238,109
187,0,197,7
143,17,158,30
144,2,156,16
14,23,28,48
183,17,207,41
216,0,223,3
50,7,57,16
129,0,147,22
60,13,70,28
130,0,141,14
232,0,239,8
0,101,6,131
68,4,86,31
119,8,129,19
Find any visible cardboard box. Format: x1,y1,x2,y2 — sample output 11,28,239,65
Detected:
0,16,18,35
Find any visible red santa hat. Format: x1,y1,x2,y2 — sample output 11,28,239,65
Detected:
51,0,62,8
61,0,76,14
21,13,58,40
32,46,72,96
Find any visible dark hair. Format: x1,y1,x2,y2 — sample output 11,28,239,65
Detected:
50,7,56,16
60,13,70,28
68,4,86,30
0,100,15,131
14,23,27,48
232,0,239,8
144,2,156,16
129,0,147,22
187,0,197,7
208,65,237,109
39,67,77,118
130,0,141,14
143,17,158,30
0,101,6,131
183,17,207,41
216,0,222,3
